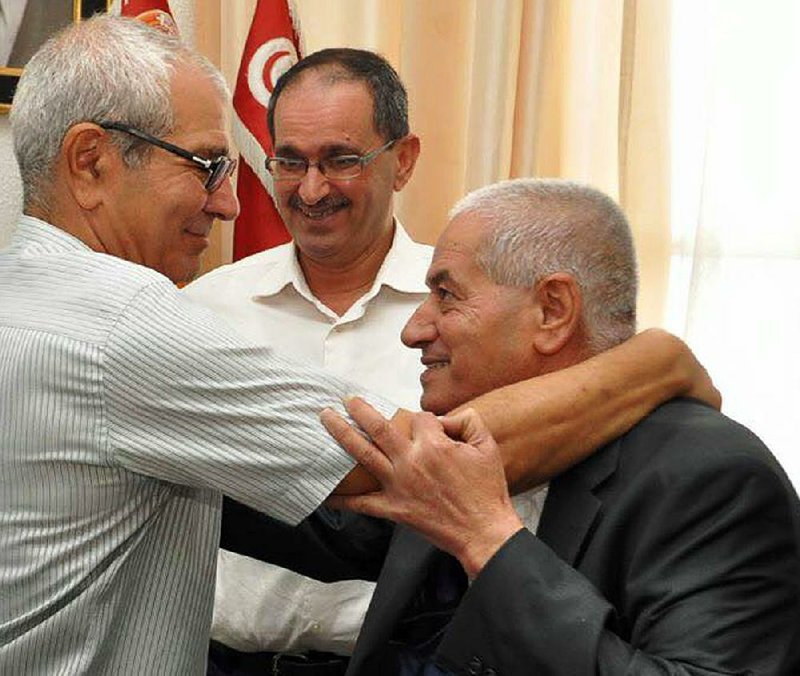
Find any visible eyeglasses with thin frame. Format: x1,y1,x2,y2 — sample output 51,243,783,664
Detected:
265,138,398,182
98,121,237,193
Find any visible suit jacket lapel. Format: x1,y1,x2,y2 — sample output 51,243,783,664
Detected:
349,442,621,674
347,526,439,675
537,440,619,566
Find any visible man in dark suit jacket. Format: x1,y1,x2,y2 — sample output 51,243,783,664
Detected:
337,400,800,674
319,178,800,674
222,178,800,673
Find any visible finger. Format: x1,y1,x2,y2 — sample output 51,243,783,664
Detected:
407,412,461,463
324,492,395,521
344,397,409,461
389,408,414,439
320,407,393,479
409,410,446,438
439,408,494,449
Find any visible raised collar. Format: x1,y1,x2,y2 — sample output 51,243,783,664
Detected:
253,219,431,302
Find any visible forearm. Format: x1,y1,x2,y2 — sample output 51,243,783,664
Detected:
220,498,392,581
459,329,718,492
339,330,716,495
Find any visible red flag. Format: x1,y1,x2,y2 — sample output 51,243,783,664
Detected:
114,0,179,36
232,0,302,260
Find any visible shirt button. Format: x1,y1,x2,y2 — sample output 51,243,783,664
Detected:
467,657,482,675
483,668,497,676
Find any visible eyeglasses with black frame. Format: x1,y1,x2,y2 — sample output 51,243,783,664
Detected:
265,138,399,182
98,121,237,193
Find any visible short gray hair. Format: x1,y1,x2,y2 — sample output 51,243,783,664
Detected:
10,15,229,211
450,178,638,353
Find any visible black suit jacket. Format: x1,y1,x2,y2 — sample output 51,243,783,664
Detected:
346,399,800,674
221,400,800,674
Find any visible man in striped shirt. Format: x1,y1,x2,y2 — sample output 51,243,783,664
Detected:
0,15,394,676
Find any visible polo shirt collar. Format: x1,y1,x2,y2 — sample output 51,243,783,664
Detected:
376,222,430,295
252,239,309,299
254,219,429,301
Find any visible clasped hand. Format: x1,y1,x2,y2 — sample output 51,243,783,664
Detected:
322,398,525,579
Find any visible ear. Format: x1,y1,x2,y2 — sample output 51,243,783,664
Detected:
60,123,120,210
392,133,421,191
532,273,583,355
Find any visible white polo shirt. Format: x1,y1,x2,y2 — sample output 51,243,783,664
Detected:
185,224,431,411
184,223,432,654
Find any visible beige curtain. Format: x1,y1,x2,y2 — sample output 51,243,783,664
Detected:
195,0,670,329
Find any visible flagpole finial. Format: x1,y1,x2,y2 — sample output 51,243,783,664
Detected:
117,0,179,37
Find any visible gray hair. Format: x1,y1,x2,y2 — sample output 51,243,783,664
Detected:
10,15,229,211
451,178,638,353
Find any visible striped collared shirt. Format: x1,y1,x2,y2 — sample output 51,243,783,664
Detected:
0,216,384,674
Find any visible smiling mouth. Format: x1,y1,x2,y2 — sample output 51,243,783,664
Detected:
298,205,342,220
289,196,350,221
421,357,449,373
182,227,212,253
420,361,447,387
184,221,213,238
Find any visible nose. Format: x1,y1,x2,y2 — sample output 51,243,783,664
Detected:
205,176,240,221
296,165,331,205
401,295,439,348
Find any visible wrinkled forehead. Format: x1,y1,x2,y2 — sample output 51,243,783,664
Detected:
427,214,492,284
171,62,228,120
436,211,491,259
169,63,231,151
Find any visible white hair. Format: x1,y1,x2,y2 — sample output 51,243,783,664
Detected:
450,178,638,353
10,15,229,211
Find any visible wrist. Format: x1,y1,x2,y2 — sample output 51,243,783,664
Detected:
455,513,525,580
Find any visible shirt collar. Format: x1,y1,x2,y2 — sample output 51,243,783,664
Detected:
254,219,430,300
253,239,307,298
375,221,431,295
12,215,93,254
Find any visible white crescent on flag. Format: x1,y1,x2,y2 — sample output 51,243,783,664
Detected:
231,0,304,258
247,37,298,109
233,36,299,197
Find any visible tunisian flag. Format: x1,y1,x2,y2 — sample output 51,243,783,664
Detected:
112,0,179,35
232,0,302,260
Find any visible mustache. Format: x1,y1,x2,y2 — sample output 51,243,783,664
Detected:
288,194,351,212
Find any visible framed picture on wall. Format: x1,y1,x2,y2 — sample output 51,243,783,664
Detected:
1,0,109,113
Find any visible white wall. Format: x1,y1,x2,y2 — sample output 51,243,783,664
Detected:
0,116,23,247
